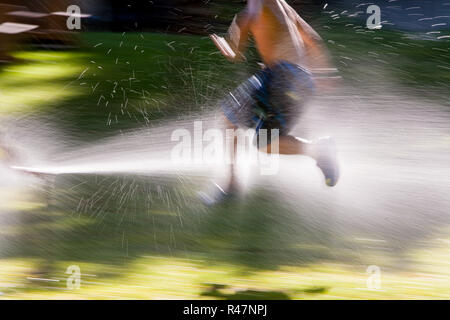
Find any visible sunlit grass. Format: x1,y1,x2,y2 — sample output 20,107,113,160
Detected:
1,248,449,299
0,85,83,114
2,64,82,82
13,51,88,62
0,194,448,300
0,51,86,114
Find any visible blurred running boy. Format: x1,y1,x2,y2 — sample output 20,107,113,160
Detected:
204,0,339,203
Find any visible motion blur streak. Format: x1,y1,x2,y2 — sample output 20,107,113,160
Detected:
3,88,449,253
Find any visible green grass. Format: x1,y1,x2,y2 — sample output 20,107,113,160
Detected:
1,32,257,142
313,17,450,101
1,247,449,299
1,175,449,299
2,27,449,123
0,52,86,114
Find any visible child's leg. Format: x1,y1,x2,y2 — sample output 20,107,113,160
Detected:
259,135,340,186
224,116,239,193
197,116,239,205
259,135,314,157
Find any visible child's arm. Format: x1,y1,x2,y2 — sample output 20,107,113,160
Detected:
209,34,238,61
294,15,332,70
288,8,340,90
210,11,251,62
278,2,334,70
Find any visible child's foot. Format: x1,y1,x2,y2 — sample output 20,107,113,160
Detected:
315,137,340,186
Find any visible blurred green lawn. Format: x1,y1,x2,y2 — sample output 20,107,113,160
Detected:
0,28,449,299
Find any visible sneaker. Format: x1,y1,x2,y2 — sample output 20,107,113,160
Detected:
315,136,340,186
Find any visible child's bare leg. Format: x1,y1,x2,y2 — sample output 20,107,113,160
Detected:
224,117,238,193
259,135,315,158
259,135,340,186
197,116,239,205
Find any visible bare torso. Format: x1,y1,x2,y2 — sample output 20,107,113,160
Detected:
249,0,306,67
210,0,332,74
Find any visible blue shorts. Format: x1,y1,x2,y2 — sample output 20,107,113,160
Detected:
221,61,315,147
